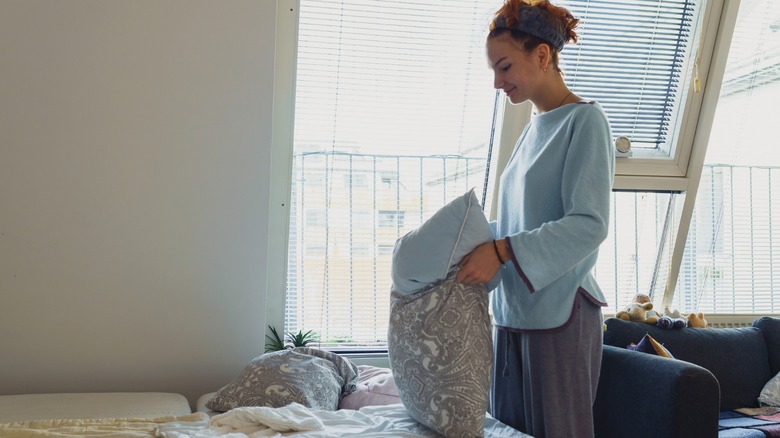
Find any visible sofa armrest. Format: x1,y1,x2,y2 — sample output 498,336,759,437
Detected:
594,345,720,438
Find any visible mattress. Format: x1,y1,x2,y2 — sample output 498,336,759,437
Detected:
0,394,529,437
0,392,191,423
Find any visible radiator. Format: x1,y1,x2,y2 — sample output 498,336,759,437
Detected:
693,314,780,329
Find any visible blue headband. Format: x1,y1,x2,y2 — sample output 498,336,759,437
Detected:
494,4,566,51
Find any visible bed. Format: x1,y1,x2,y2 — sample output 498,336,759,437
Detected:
0,392,198,437
0,392,192,424
0,402,525,437
0,396,526,437
0,365,529,437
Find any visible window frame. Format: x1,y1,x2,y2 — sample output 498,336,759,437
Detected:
268,0,748,339
489,1,731,195
659,0,739,308
488,0,739,311
266,0,298,334
609,0,728,192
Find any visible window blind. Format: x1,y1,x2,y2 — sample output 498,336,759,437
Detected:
286,0,501,349
672,0,780,314
285,0,709,347
559,0,698,150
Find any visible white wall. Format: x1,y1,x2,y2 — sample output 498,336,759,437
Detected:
0,0,277,406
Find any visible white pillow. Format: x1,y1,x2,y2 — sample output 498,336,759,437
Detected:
338,365,401,410
391,188,501,295
760,371,780,407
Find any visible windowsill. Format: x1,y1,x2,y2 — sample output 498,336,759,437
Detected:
337,351,390,368
604,313,780,328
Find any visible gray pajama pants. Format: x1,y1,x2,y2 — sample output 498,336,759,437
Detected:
491,291,603,438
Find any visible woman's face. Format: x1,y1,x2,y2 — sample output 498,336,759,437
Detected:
487,34,543,104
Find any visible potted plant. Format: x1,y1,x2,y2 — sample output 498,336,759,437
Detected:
264,325,319,352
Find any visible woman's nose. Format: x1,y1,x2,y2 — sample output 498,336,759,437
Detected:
493,74,503,90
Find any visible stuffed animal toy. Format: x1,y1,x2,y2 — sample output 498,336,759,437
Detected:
688,312,708,328
664,306,684,319
633,294,663,322
615,301,659,325
615,294,660,325
657,306,687,329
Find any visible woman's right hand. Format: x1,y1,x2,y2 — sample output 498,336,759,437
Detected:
456,241,502,285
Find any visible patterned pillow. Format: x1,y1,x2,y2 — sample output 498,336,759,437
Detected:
205,347,359,412
388,270,492,437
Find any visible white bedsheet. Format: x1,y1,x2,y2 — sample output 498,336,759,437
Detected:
0,392,191,423
157,402,530,438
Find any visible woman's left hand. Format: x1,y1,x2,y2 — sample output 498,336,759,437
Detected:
456,241,502,284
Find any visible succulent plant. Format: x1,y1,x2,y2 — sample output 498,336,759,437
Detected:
264,325,319,352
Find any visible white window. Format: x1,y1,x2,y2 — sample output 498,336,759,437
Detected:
556,0,722,192
595,191,687,313
492,0,723,314
489,0,723,315
273,0,757,348
671,0,780,314
594,0,780,317
284,0,502,349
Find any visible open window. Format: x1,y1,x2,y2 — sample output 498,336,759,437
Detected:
269,0,760,348
281,0,504,349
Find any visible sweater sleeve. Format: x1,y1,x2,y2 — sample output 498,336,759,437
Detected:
509,105,614,291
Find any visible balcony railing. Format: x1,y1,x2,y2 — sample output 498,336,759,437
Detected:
676,164,780,314
285,151,780,345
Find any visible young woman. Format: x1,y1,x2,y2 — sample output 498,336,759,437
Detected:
455,1,615,436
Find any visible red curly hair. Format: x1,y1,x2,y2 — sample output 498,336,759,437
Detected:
488,0,579,72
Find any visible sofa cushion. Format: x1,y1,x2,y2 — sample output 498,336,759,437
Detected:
605,317,771,410
754,317,780,376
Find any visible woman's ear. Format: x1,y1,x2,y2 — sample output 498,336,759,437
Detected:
537,43,552,72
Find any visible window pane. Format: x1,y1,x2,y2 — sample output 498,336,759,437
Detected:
560,0,699,154
595,191,685,314
673,0,780,314
286,0,502,348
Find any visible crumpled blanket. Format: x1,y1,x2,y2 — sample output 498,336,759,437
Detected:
156,403,529,438
719,407,780,437
158,404,325,437
0,403,529,438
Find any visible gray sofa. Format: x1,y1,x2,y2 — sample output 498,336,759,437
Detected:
593,316,780,438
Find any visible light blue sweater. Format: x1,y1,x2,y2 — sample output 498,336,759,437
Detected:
492,101,614,330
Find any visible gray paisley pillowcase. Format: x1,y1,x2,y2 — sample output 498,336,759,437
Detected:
388,270,493,437
205,347,359,412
